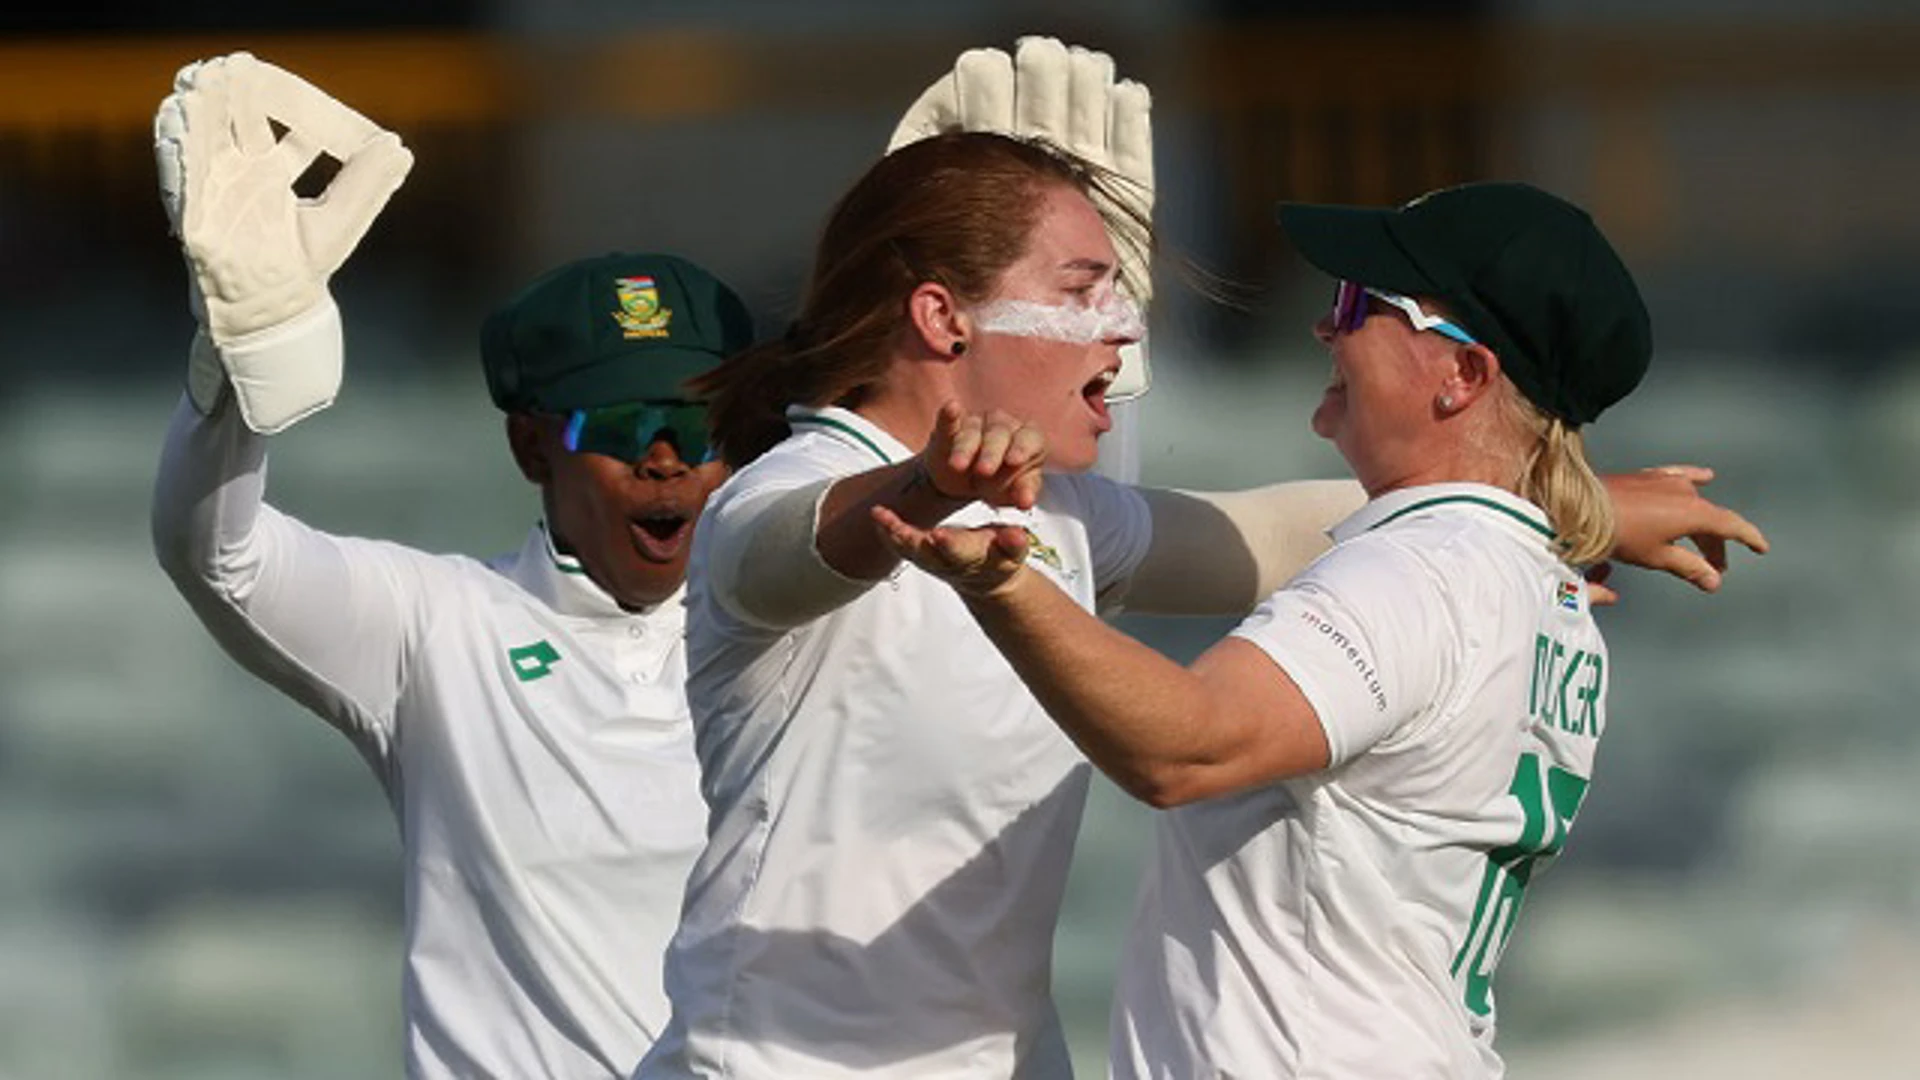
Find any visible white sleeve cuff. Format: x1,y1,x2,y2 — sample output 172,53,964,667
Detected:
201,298,345,435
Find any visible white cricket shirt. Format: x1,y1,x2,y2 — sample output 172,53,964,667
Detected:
152,396,707,1078
640,406,1153,1079
1111,483,1608,1080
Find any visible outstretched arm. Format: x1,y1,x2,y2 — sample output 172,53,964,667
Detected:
871,508,1329,807
1122,481,1365,616
813,404,1045,581
1122,465,1766,616
706,405,1048,629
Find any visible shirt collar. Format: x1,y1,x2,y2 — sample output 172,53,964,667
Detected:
501,522,683,622
784,404,912,466
1331,482,1556,548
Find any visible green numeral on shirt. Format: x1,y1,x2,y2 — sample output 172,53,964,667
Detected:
1451,752,1589,1016
508,640,561,682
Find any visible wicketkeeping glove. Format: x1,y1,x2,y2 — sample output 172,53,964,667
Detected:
154,51,413,433
887,36,1155,400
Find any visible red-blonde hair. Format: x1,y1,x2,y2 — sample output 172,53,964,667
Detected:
694,131,1144,466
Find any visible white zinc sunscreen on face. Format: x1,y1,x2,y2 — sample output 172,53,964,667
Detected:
973,282,1146,345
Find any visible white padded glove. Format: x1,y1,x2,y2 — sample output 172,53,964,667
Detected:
888,36,1155,400
154,51,412,433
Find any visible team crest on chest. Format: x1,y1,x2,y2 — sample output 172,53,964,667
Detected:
612,276,673,339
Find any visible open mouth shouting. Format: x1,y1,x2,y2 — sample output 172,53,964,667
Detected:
629,509,693,562
1081,365,1119,429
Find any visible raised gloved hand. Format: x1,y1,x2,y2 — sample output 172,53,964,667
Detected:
887,36,1155,401
154,51,413,433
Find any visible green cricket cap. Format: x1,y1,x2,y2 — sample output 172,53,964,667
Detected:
481,252,753,413
1277,182,1651,425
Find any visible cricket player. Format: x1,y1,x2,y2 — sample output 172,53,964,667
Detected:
878,181,1769,1078
641,38,1765,1080
149,54,749,1078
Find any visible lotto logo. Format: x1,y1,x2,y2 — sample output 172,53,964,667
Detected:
509,640,562,682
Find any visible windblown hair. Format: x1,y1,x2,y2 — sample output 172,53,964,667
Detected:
692,131,1149,467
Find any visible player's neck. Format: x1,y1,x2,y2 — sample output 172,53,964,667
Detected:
1353,440,1511,499
852,365,953,454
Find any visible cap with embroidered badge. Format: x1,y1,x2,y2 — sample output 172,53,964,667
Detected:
481,252,753,413
1277,182,1651,425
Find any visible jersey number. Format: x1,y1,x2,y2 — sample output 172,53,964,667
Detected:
1450,751,1589,1017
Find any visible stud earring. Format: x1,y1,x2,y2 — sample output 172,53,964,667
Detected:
950,340,967,356
1438,395,1455,411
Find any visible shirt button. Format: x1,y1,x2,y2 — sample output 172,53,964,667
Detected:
630,671,645,684
629,626,644,638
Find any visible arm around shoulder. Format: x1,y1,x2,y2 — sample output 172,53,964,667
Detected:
1123,480,1364,616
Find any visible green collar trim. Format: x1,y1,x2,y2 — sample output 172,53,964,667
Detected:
792,415,895,465
539,522,589,575
1368,494,1556,541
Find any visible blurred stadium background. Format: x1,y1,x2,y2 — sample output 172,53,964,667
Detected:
4,1,1920,1077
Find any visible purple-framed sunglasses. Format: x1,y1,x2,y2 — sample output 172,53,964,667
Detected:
1332,280,1479,346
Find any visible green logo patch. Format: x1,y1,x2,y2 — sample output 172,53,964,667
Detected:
508,640,562,682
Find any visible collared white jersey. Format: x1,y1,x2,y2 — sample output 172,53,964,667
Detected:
642,406,1153,1080
152,395,707,1079
1112,483,1608,1080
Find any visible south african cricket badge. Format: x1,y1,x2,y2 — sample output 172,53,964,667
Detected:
613,276,673,339
1021,527,1078,584
1556,580,1582,612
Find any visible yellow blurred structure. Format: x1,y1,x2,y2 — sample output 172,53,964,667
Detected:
7,21,1920,264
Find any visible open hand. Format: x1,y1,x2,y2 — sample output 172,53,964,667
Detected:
1605,465,1769,593
872,506,1031,598
917,401,1047,510
156,51,412,345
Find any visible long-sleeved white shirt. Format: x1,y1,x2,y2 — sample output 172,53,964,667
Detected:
152,394,707,1079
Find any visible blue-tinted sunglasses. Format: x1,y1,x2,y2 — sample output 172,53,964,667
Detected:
562,401,712,464
1332,280,1479,346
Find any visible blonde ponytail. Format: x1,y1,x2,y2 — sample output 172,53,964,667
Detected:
1497,383,1614,566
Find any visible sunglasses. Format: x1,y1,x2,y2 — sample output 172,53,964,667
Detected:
562,401,712,465
1331,281,1479,346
